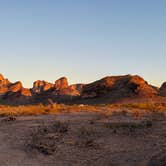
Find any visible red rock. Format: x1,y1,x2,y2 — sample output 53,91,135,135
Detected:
159,82,166,96
21,88,32,96
81,75,157,100
0,74,5,80
8,81,23,92
0,73,164,104
0,74,11,95
54,77,68,90
32,80,54,94
57,84,84,96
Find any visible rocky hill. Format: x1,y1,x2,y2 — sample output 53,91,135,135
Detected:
0,73,165,105
159,82,166,96
81,75,157,99
0,75,31,104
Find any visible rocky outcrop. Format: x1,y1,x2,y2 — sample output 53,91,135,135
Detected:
55,84,84,96
32,80,54,94
159,82,166,96
0,74,11,95
81,75,157,100
8,81,23,92
0,73,165,104
31,77,84,103
54,77,68,90
0,74,32,104
0,74,4,80
21,88,32,96
32,77,69,95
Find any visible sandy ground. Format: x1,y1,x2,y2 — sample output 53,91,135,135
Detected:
0,112,165,166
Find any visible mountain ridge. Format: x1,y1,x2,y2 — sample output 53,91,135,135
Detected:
0,73,166,105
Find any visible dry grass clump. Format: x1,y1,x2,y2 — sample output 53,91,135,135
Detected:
0,102,165,117
0,104,102,116
27,121,69,155
122,102,166,112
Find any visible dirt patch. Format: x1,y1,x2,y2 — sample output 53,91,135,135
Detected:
0,112,165,166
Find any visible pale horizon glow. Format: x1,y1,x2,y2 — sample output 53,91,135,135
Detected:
0,0,166,88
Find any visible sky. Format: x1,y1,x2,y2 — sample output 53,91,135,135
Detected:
0,0,166,88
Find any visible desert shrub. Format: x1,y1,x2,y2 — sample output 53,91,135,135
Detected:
51,121,69,133
27,121,69,155
2,115,17,122
29,132,56,155
27,124,55,155
145,120,153,128
123,102,166,112
75,126,98,148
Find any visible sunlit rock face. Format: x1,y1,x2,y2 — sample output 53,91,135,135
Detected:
0,74,11,96
54,77,69,90
159,82,166,96
8,81,23,92
68,84,84,96
0,75,24,94
54,78,84,96
0,74,5,80
81,75,157,100
0,74,32,104
32,80,54,94
31,77,84,103
55,84,84,96
21,88,32,97
32,77,69,95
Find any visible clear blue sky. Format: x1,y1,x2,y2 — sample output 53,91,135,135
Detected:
0,0,165,87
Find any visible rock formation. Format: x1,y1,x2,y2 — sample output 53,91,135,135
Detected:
0,74,32,104
0,74,11,95
81,75,157,100
8,81,23,92
0,73,165,104
159,82,166,96
54,77,69,90
32,80,54,94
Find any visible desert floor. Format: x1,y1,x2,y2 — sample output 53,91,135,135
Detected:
0,110,165,166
